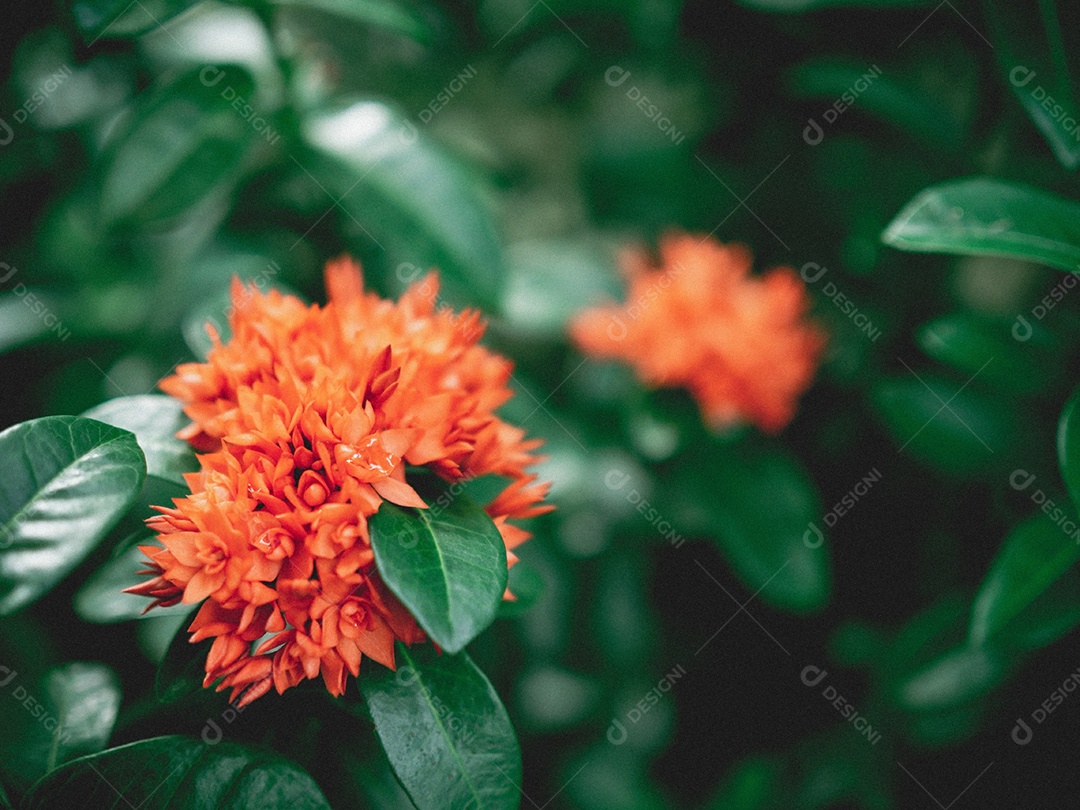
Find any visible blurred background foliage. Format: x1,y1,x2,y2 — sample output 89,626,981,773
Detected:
3,0,1080,807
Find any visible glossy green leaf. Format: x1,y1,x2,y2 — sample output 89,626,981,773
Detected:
301,102,504,310
82,395,198,487
1058,384,1080,512
155,608,209,702
71,0,204,40
74,535,191,624
677,438,831,613
96,65,258,226
917,311,1064,395
989,0,1080,169
0,416,145,615
22,735,331,809
873,374,1030,477
970,512,1080,645
270,0,431,41
370,492,507,653
0,663,121,793
883,177,1080,273
359,643,522,810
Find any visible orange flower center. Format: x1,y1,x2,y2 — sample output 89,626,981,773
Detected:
195,535,229,573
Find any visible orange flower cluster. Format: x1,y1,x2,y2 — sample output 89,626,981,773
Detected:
129,258,551,705
570,233,826,433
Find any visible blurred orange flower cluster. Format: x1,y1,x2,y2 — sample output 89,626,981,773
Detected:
571,233,826,433
129,258,550,705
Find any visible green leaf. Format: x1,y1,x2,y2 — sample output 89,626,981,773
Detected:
71,0,205,40
270,0,431,42
370,491,507,653
872,374,1031,477
677,438,831,613
989,0,1080,169
896,646,1007,709
883,177,1080,273
0,663,121,793
74,534,191,624
0,416,145,615
917,311,1064,395
301,101,504,310
155,608,209,702
22,735,331,809
970,512,1080,645
96,65,258,226
358,643,522,810
82,395,198,487
1058,384,1080,512
990,567,1080,651
704,755,786,809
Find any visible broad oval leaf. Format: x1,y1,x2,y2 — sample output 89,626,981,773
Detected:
969,512,1080,646
358,643,522,810
0,416,145,615
872,374,1032,477
71,0,204,40
0,662,121,793
370,492,507,653
883,177,1080,273
82,395,198,487
301,101,504,310
917,311,1064,395
676,438,831,613
96,65,258,226
22,735,331,809
1058,384,1080,513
